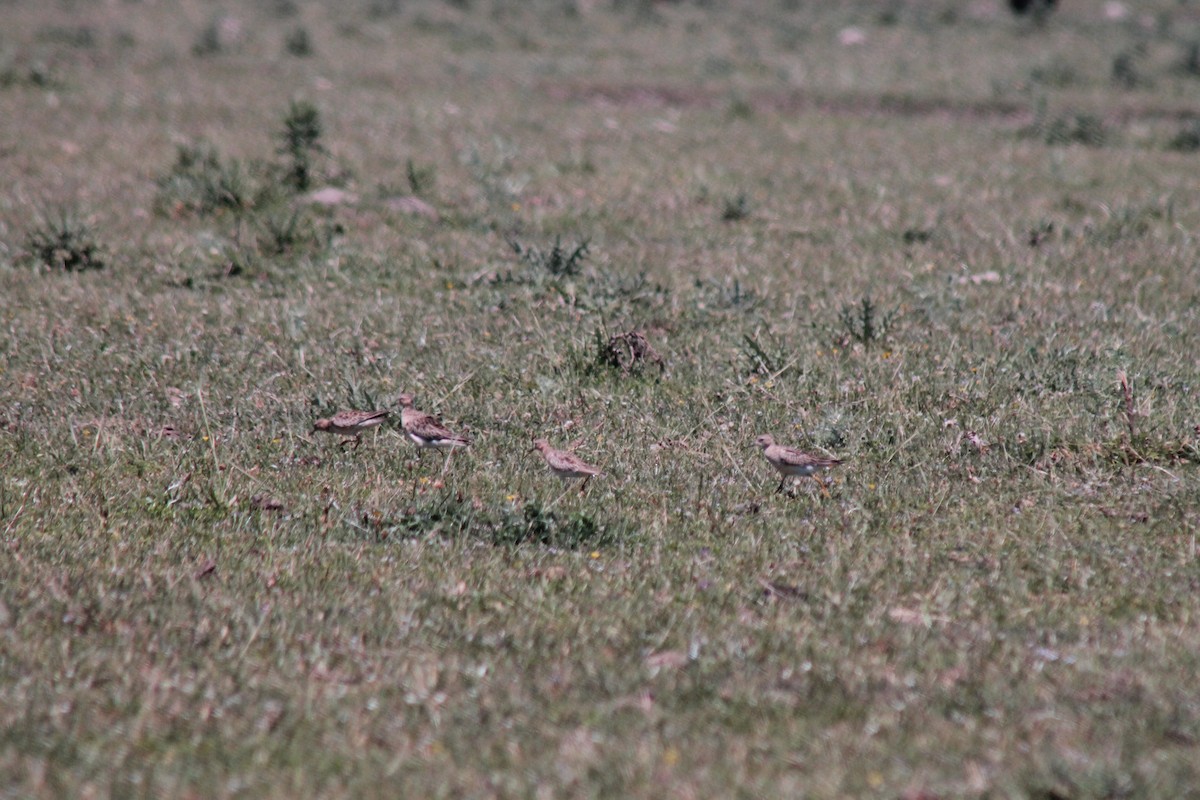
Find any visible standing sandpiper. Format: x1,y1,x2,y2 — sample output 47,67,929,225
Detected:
530,438,603,492
312,409,391,449
397,393,472,452
754,434,843,496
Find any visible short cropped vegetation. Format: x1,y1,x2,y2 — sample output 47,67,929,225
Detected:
2,1,1199,798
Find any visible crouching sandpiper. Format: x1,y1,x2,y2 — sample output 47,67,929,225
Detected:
531,438,603,493
312,409,391,449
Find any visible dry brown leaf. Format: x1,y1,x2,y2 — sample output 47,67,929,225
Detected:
645,650,689,672
759,580,809,601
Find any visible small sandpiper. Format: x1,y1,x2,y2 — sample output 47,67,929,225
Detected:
397,393,471,452
754,434,843,496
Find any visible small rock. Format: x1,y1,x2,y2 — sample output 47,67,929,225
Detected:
956,271,1001,285
838,26,866,46
303,187,358,206
1104,2,1128,20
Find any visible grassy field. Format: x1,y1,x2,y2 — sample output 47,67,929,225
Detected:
3,0,1200,796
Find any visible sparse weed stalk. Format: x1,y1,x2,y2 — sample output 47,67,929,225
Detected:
568,327,613,379
461,138,526,217
407,158,436,196
693,277,760,311
1106,370,1199,466
1086,202,1165,246
1117,370,1138,444
740,329,788,376
1004,345,1105,398
25,207,105,271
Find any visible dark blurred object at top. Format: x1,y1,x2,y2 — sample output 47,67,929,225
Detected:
1009,0,1057,16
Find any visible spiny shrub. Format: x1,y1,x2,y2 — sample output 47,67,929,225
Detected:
25,208,105,271
258,209,316,255
901,227,933,245
367,0,403,19
1024,99,1107,147
740,329,788,376
1085,203,1162,246
269,0,299,17
575,270,670,314
839,294,897,348
1040,113,1107,147
0,58,58,89
508,235,589,278
1027,219,1055,247
34,25,96,48
284,26,313,57
493,502,613,549
1180,40,1200,77
360,496,624,550
1112,49,1147,89
721,192,751,221
276,100,325,191
154,143,253,217
1167,120,1200,153
692,277,760,311
1028,58,1078,88
193,15,239,57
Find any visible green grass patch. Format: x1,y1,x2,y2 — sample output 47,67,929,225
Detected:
1,0,1199,797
